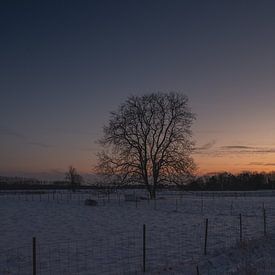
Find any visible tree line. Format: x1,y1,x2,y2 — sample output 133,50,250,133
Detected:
185,171,275,191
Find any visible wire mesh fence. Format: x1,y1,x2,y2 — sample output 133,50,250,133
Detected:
1,191,275,274
0,214,273,274
0,233,143,274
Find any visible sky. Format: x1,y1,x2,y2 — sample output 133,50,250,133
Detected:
1,0,275,180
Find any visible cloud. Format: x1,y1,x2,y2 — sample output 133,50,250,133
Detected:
195,143,275,158
27,142,55,149
195,130,225,134
0,126,55,149
221,145,256,150
219,145,275,154
0,126,26,139
253,149,275,153
194,140,216,155
249,162,275,166
45,127,99,137
196,140,216,151
248,162,264,165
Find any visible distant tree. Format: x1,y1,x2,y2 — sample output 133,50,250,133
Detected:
189,171,270,191
65,166,83,191
96,92,196,199
267,171,275,188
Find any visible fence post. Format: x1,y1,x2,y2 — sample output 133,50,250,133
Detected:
32,237,36,275
239,214,242,243
143,224,146,272
204,218,208,255
263,208,267,236
196,265,200,275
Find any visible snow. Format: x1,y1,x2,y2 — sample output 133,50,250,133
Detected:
1,190,275,274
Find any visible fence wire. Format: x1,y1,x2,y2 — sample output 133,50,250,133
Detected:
1,191,275,274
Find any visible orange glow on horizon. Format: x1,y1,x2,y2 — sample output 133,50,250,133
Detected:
194,153,275,175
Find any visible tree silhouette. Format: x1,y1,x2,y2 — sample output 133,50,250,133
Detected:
65,166,83,191
96,92,196,198
188,171,270,191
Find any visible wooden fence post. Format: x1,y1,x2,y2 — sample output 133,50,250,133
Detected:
143,224,146,272
196,265,200,275
239,214,242,243
263,208,267,236
32,237,36,275
204,218,208,255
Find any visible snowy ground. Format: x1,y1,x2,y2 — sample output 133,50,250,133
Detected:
1,190,275,274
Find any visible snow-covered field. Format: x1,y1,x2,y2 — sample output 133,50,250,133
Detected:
1,190,275,274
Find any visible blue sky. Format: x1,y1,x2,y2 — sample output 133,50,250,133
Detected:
1,0,275,179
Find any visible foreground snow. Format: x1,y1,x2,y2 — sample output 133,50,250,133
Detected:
149,236,275,274
1,190,275,274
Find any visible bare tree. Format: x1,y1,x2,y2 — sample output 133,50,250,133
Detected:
96,92,196,198
65,166,83,191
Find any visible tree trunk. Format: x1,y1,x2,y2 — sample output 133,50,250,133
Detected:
148,186,156,199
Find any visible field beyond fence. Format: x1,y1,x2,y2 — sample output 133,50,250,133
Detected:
1,190,275,274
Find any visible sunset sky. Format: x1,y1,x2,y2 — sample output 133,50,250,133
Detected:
1,1,275,180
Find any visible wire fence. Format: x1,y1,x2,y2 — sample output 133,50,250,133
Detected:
0,190,112,206
0,214,273,274
1,191,275,274
0,234,143,274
